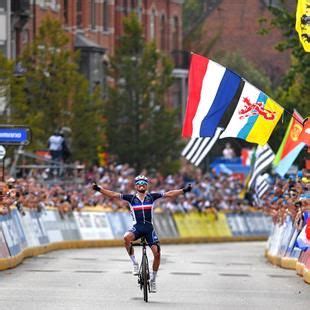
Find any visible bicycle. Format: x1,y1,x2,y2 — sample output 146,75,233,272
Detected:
131,236,150,302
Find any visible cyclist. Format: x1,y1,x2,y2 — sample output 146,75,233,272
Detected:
92,175,192,293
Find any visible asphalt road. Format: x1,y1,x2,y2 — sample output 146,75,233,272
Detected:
0,241,309,310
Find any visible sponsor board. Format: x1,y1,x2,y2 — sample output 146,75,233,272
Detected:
278,216,295,256
30,211,50,245
0,226,10,258
40,211,81,241
74,212,114,240
227,213,272,236
153,212,179,238
18,211,40,247
106,212,131,238
173,212,231,238
0,212,23,256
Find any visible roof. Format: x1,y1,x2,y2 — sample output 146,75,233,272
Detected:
74,34,105,53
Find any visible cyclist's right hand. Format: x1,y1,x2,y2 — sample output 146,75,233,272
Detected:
92,182,102,192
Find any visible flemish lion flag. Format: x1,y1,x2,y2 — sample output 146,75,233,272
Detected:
296,0,310,52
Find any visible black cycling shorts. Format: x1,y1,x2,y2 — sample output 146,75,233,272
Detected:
128,222,159,246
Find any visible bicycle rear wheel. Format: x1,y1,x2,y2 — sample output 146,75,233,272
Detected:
142,255,148,302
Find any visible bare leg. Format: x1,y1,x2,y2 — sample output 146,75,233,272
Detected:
124,231,136,256
150,244,160,272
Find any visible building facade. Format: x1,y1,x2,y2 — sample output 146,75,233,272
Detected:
8,0,187,114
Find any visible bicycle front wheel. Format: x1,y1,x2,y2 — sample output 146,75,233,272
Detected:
142,255,148,302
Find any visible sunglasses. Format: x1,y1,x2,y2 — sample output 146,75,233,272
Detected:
135,181,148,186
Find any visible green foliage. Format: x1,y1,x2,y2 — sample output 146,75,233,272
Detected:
70,79,105,164
5,16,105,164
12,17,80,150
260,2,309,162
183,0,205,34
216,52,272,94
0,53,26,122
104,14,182,173
259,3,309,117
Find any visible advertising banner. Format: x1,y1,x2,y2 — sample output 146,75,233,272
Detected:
11,209,27,249
74,212,114,240
227,213,272,237
30,211,49,245
0,212,23,256
296,212,310,251
0,226,10,258
40,211,81,242
40,211,64,242
18,211,40,247
173,212,231,238
278,216,295,256
153,212,179,238
106,212,131,238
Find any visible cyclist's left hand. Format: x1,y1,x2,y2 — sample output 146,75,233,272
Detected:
182,184,192,194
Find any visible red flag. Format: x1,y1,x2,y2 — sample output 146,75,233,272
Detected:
299,118,310,146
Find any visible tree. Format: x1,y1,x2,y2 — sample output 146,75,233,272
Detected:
9,18,81,149
259,1,309,163
217,52,272,94
70,80,106,164
104,14,181,173
0,52,25,123
259,2,309,118
7,17,105,164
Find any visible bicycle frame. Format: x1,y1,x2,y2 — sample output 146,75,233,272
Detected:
131,237,150,302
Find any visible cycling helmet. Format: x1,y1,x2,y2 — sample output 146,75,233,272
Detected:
135,175,148,184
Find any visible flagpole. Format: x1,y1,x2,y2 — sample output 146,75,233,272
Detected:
283,108,306,126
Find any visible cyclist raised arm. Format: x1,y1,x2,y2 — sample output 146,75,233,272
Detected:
92,182,121,200
92,175,192,293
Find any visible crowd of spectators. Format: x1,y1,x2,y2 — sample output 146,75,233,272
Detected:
258,170,310,228
0,161,309,220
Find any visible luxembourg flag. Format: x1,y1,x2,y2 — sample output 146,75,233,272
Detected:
182,53,243,138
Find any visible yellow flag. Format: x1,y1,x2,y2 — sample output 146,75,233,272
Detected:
296,0,310,52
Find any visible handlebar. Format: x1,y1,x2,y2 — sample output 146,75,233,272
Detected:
131,237,148,247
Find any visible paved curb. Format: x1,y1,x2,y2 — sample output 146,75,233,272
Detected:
266,250,309,285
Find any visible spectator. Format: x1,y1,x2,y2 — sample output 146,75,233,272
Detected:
222,143,236,159
48,131,64,162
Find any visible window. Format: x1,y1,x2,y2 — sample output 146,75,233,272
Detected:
123,0,128,16
91,0,96,30
103,0,109,31
172,16,179,50
131,0,136,10
160,15,165,50
76,0,83,29
137,0,142,21
63,0,69,25
150,10,156,40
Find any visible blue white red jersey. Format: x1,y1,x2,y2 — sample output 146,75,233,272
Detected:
121,192,163,224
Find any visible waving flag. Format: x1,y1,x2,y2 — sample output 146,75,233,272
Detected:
295,0,310,52
248,144,275,189
299,117,310,146
273,111,306,177
220,82,284,145
182,53,283,146
181,128,223,166
182,54,242,138
254,173,271,199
